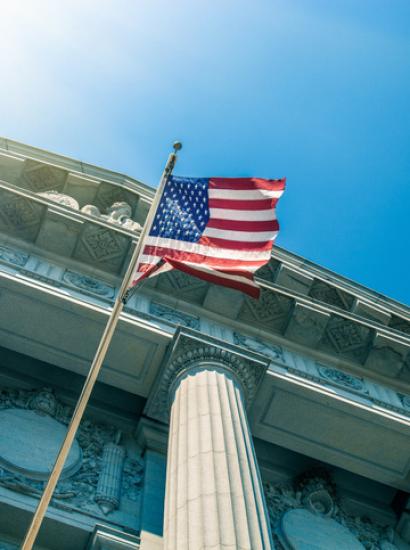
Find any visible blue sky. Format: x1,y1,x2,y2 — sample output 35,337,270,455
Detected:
1,0,409,304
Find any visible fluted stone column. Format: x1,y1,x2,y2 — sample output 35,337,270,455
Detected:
163,365,272,549
144,330,274,550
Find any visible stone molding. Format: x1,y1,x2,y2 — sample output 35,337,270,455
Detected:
144,327,270,424
0,238,409,413
234,331,410,420
0,239,409,412
0,236,410,394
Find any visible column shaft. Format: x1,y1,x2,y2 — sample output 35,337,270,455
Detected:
164,367,272,550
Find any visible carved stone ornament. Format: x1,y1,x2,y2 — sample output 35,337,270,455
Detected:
321,316,373,363
309,279,354,311
63,270,115,298
21,160,67,193
37,190,80,210
0,387,144,521
264,469,400,550
233,332,285,363
0,244,28,267
149,302,200,329
81,201,141,232
317,365,365,392
399,393,410,411
145,328,269,424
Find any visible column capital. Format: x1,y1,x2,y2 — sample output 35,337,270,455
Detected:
144,327,270,424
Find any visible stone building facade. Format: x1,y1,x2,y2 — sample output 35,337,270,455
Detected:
0,137,409,549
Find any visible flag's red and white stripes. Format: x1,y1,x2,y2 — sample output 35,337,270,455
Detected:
132,177,285,298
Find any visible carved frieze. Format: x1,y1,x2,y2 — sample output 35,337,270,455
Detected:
63,270,115,299
317,365,366,392
0,388,144,522
266,349,410,418
149,302,200,329
233,332,284,362
0,244,28,267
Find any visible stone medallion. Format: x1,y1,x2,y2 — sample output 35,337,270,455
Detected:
0,409,82,480
280,508,364,549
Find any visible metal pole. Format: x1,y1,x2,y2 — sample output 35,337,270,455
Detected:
20,141,182,550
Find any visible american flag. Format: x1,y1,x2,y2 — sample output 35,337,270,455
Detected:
131,175,285,298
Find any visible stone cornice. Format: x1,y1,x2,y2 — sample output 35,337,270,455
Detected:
0,136,154,199
271,245,410,317
144,327,270,424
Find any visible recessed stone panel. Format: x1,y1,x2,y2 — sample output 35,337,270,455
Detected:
203,285,244,318
20,159,68,193
309,279,354,311
0,408,81,480
239,289,293,333
64,172,99,207
0,152,25,183
275,265,313,295
365,334,409,377
0,189,45,242
285,303,329,347
35,210,83,257
74,222,131,274
156,269,208,304
319,316,373,363
279,508,364,549
353,300,391,326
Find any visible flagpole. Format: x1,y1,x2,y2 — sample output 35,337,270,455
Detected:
20,141,182,550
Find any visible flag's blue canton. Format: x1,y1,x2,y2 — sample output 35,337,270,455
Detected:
150,176,210,242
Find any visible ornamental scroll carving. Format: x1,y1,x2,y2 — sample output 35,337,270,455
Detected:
0,388,143,520
264,469,399,550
